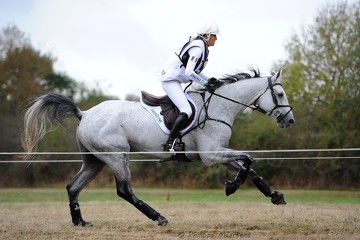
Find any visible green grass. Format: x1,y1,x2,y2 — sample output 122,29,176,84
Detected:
0,188,359,205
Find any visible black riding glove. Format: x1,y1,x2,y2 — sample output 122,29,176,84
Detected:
205,77,221,93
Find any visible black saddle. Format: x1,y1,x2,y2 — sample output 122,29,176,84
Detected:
141,91,195,130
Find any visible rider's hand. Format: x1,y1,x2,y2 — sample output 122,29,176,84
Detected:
205,77,221,93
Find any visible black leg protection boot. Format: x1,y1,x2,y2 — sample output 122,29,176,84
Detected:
225,162,251,196
163,112,188,151
249,170,287,205
69,203,93,227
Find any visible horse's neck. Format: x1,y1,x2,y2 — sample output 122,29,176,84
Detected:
212,78,268,121
230,77,267,102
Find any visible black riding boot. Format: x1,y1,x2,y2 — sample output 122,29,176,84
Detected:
163,112,188,151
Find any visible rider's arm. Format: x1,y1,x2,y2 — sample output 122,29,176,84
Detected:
184,47,208,85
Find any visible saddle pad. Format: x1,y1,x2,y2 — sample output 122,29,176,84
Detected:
140,93,197,135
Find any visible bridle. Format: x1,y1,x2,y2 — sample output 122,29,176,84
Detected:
198,76,293,129
251,77,293,123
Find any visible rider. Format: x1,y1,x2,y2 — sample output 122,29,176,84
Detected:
159,21,222,151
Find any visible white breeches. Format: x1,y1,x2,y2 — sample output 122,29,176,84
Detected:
161,81,192,118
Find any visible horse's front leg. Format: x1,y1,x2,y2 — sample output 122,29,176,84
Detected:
199,148,254,195
248,168,286,204
223,153,253,196
199,148,286,205
225,160,286,205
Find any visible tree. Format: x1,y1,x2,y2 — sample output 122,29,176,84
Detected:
283,0,360,148
0,24,79,114
0,45,54,114
0,24,30,58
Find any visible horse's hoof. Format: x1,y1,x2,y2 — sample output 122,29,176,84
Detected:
224,180,239,196
270,191,287,205
157,216,168,226
74,220,93,227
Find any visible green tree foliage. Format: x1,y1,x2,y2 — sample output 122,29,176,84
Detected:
281,1,360,186
283,1,359,148
0,25,80,115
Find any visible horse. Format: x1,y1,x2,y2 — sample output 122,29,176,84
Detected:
22,68,295,227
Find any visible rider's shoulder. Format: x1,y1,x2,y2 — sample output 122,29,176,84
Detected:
190,37,206,45
185,38,206,50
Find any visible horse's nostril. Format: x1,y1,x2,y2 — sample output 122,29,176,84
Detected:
289,119,295,124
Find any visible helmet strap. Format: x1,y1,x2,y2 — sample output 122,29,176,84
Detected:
198,34,210,46
205,34,211,42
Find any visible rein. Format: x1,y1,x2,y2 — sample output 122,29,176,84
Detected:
211,92,267,114
198,93,233,129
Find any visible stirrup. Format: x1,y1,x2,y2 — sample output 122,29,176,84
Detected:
162,139,185,152
162,139,176,152
160,140,193,163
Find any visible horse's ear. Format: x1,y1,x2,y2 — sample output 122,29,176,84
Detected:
275,68,283,83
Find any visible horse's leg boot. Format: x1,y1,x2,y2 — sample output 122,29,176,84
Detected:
69,203,93,227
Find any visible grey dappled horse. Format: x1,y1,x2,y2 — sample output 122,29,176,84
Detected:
22,68,295,226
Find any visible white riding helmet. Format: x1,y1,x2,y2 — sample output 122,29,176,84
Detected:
196,21,220,36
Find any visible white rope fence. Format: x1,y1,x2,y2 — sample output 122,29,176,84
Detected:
1,148,359,155
0,148,359,163
0,157,359,163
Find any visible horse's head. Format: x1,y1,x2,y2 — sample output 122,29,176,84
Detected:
255,69,295,128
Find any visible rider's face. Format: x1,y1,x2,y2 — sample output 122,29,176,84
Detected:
208,34,217,47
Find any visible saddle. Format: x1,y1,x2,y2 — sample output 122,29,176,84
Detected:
141,91,195,130
141,91,197,163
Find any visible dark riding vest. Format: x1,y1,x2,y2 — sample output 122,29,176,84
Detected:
176,36,209,74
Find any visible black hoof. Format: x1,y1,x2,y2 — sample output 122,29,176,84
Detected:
224,180,239,196
157,216,168,226
74,220,93,227
270,191,287,205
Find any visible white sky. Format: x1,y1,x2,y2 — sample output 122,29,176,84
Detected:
0,0,348,98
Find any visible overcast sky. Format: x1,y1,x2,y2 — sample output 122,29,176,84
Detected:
0,0,350,98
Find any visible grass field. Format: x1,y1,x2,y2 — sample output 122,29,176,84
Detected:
0,188,359,239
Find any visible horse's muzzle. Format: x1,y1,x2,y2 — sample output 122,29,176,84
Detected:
277,117,295,128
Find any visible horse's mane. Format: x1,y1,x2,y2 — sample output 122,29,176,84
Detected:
187,67,262,92
219,67,262,84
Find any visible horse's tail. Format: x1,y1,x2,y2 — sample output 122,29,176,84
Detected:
22,93,82,158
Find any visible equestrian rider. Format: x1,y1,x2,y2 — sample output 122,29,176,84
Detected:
159,21,222,151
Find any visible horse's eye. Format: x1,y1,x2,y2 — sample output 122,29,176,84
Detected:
278,92,284,97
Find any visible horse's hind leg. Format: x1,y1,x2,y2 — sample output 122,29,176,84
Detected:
66,150,105,226
108,154,168,226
